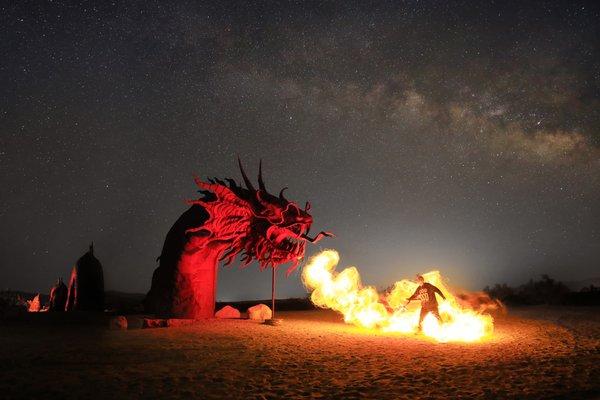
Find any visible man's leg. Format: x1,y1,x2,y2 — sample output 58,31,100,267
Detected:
430,306,442,323
418,307,428,330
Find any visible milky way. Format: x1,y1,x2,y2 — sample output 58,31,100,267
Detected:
1,1,598,299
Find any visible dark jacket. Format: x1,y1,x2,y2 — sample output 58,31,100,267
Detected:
408,282,445,308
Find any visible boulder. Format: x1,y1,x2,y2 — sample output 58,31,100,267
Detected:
166,319,196,328
109,316,128,330
142,318,167,328
215,305,241,319
247,304,272,321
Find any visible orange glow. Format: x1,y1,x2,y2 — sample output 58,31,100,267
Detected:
302,250,494,342
27,294,42,312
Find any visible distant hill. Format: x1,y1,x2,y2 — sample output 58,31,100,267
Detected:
1,290,146,313
104,292,315,314
0,290,49,304
564,278,600,292
217,297,315,312
2,289,315,314
485,275,600,306
104,291,146,313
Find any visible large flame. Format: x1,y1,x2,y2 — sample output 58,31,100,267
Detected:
301,250,494,342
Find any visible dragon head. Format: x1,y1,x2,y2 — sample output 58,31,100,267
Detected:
186,158,333,274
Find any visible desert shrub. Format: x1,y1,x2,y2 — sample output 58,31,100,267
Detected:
563,285,600,306
484,283,514,300
518,275,570,305
484,275,571,305
0,290,28,319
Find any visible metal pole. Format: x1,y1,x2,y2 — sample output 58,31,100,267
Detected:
264,266,281,326
271,266,276,318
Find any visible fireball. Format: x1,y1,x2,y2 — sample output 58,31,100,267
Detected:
302,249,494,342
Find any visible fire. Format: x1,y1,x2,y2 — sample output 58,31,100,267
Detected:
301,250,494,342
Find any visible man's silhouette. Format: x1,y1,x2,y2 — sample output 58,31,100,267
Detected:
405,275,446,331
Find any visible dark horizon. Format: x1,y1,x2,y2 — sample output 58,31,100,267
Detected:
2,1,599,301
3,243,599,302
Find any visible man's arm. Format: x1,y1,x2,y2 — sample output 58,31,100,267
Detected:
432,284,446,300
405,288,419,304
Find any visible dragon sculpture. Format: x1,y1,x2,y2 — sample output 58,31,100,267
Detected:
144,159,333,319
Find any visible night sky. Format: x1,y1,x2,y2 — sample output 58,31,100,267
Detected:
2,1,599,301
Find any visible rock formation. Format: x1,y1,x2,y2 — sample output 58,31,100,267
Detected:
109,316,128,330
215,305,241,319
143,318,168,328
65,243,104,311
48,278,68,312
247,304,272,321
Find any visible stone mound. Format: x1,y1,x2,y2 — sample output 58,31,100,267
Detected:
247,304,272,321
215,305,241,319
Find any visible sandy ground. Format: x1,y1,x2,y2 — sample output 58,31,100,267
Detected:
0,307,598,399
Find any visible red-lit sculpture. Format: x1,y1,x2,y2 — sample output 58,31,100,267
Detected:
144,159,333,319
65,243,105,311
49,278,68,312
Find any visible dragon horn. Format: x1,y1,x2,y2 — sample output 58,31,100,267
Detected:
258,159,266,192
237,156,255,191
279,187,288,201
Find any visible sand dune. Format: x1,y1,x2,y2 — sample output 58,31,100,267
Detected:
0,307,598,399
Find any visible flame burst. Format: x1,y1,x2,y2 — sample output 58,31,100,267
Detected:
301,250,494,342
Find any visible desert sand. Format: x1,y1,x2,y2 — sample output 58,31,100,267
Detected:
0,306,598,399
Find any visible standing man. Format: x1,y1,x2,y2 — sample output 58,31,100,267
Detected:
405,275,446,331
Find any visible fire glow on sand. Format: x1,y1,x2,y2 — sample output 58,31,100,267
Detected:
302,250,494,342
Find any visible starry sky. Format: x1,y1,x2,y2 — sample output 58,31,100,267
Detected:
2,1,599,301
